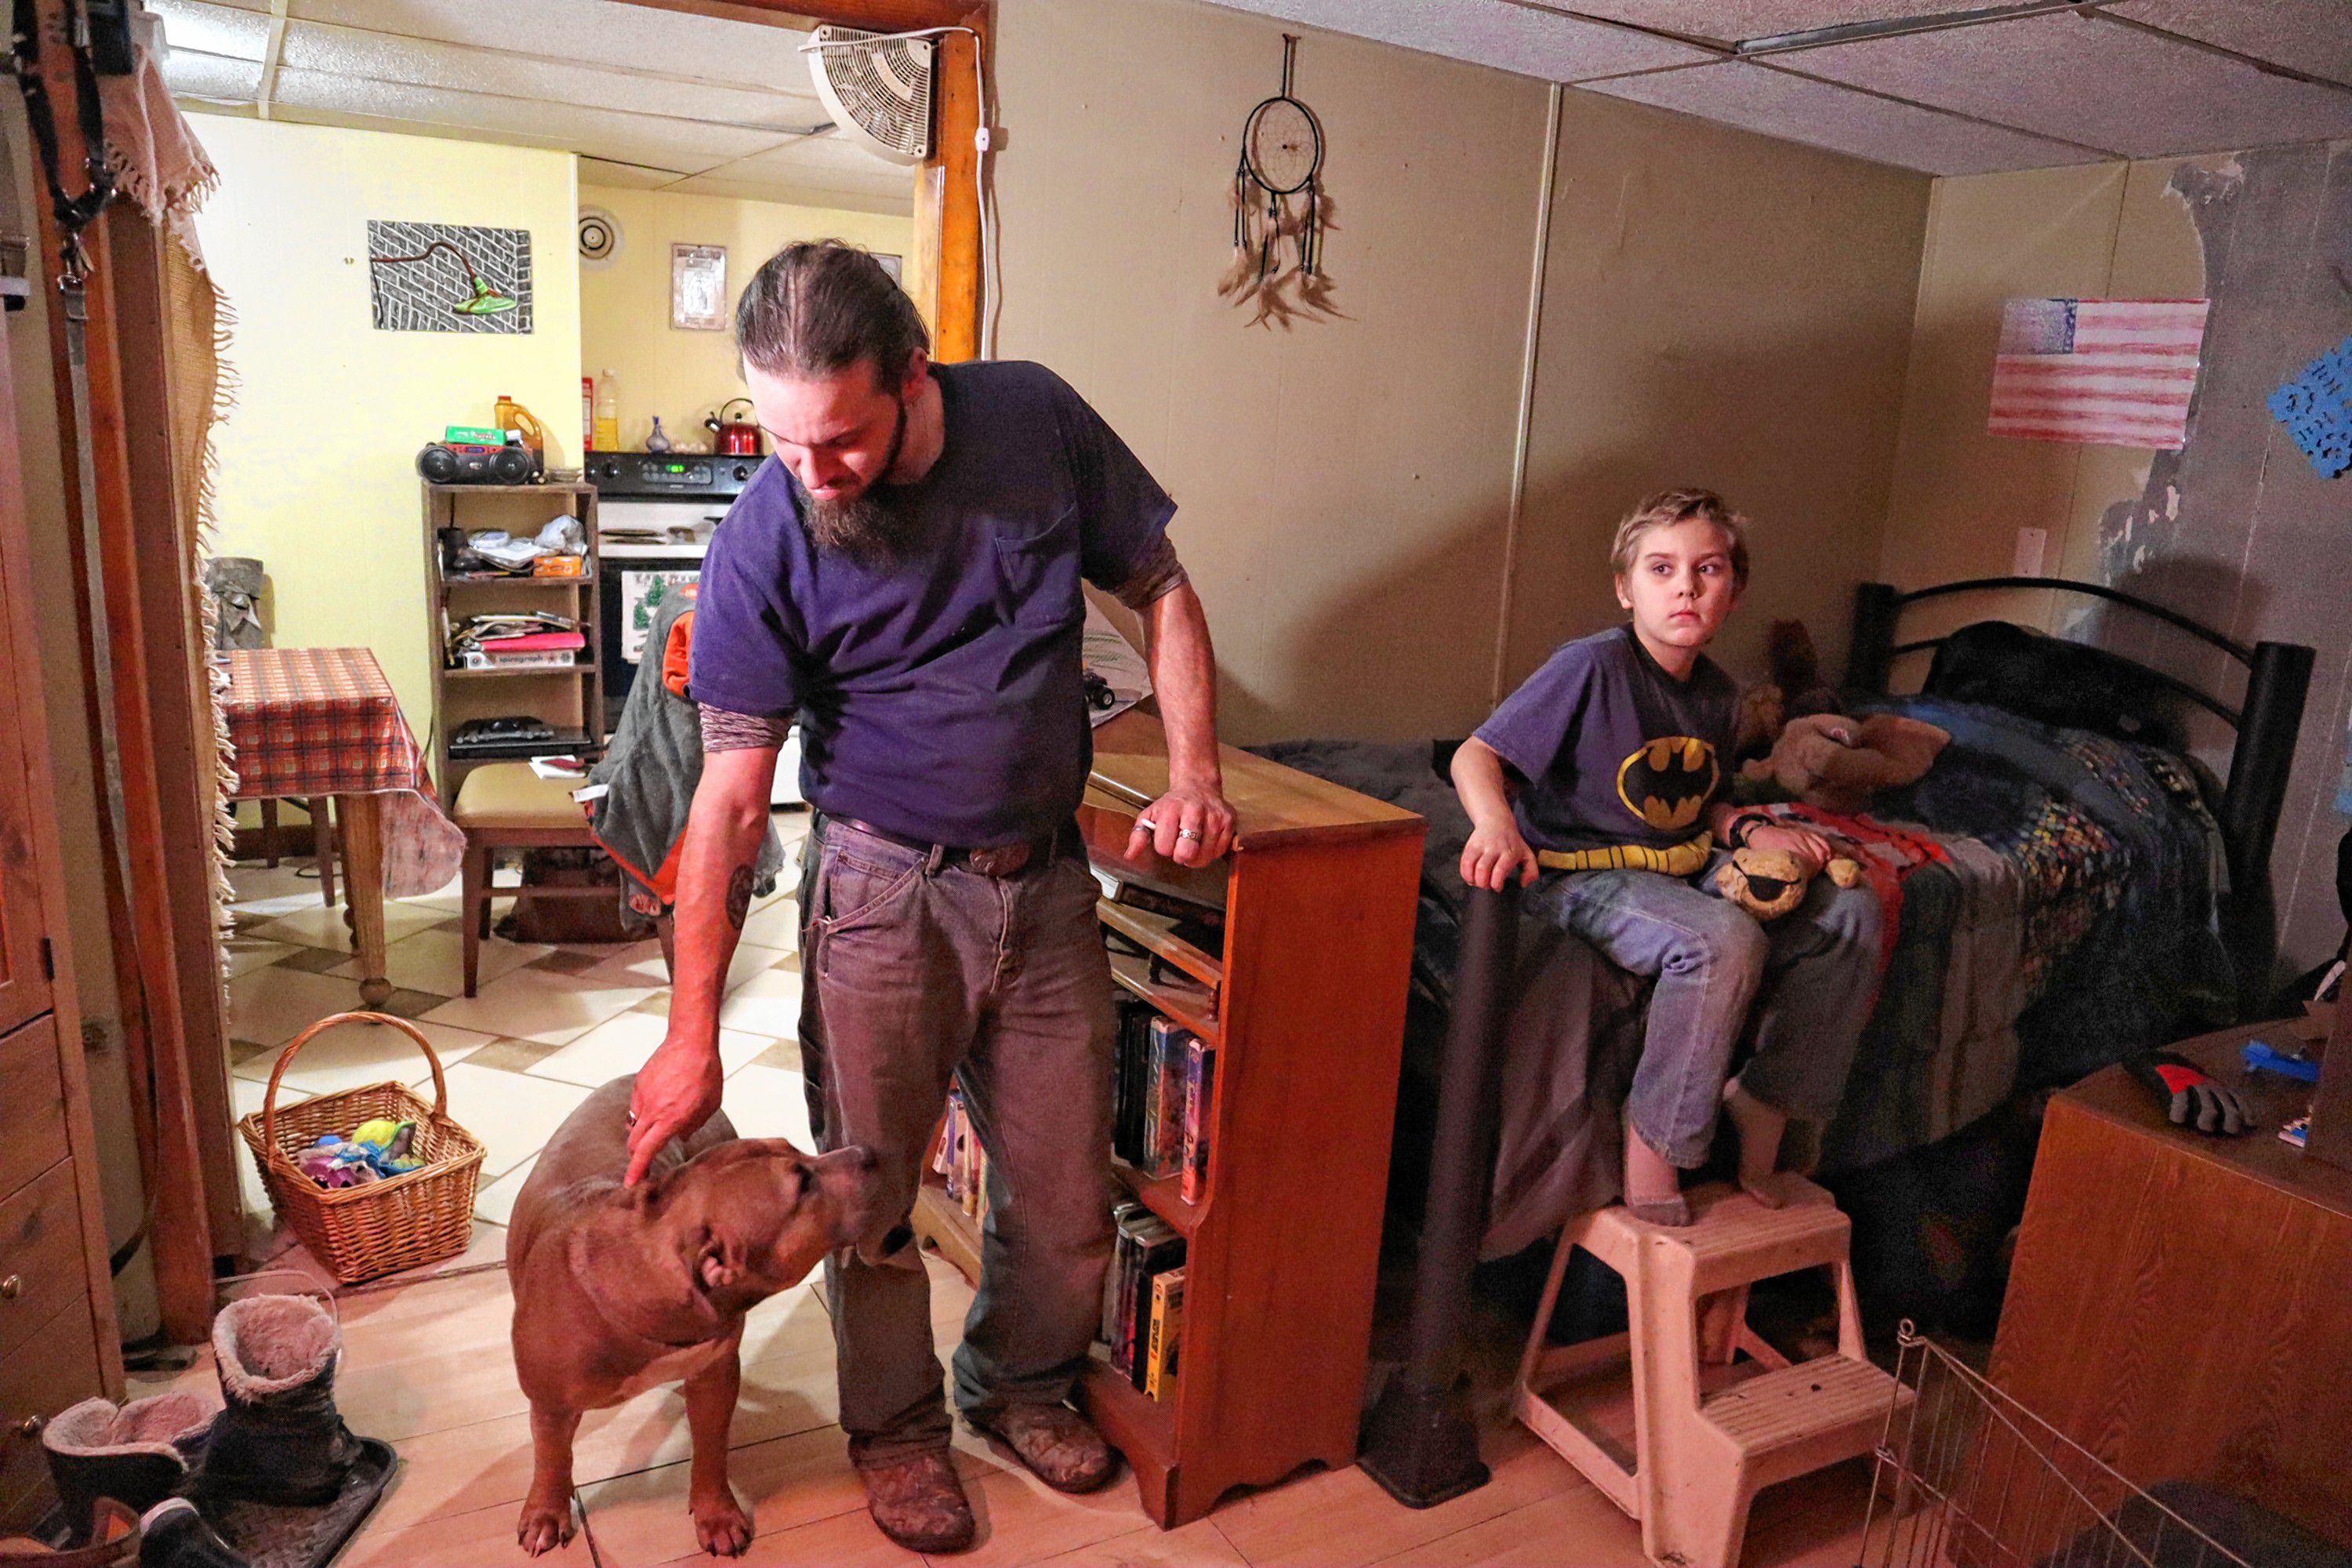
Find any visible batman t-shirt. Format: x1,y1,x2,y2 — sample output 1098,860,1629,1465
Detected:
1474,624,1737,855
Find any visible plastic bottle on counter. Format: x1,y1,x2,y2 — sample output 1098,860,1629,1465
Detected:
581,376,595,452
494,394,548,463
593,368,620,453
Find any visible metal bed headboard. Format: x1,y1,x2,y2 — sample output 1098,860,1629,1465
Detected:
1846,578,2314,984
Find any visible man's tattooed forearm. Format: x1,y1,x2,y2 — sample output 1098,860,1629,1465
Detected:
725,863,754,930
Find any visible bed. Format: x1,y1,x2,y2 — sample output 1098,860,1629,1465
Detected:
1257,578,2314,1271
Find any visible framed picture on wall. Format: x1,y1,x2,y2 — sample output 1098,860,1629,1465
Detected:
874,252,903,285
672,243,728,331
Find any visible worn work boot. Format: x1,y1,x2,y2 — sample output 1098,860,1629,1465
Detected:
968,1403,1118,1494
41,1395,214,1544
134,1502,247,1568
194,1295,364,1508
855,1450,975,1555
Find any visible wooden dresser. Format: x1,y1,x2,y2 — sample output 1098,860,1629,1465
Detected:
0,325,124,1530
1990,1021,2352,1546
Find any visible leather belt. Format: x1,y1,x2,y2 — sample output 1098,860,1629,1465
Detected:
833,815,1063,879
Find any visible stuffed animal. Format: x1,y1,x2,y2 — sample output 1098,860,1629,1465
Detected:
1715,845,1864,921
1741,711,1949,815
1733,620,1843,762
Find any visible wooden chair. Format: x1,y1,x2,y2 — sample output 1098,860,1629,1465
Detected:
450,762,608,996
1513,1180,1910,1568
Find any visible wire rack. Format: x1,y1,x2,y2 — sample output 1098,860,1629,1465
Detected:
1857,1324,2253,1568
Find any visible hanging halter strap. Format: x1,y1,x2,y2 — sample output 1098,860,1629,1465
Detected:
10,0,115,278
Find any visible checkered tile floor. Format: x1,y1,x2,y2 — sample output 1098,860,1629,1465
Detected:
223,810,813,1261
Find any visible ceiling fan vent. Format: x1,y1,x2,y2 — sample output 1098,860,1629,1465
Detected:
806,24,933,165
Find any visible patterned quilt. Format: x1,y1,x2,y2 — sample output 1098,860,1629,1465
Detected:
1254,696,2232,1256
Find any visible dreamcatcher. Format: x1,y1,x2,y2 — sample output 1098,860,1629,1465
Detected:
1218,34,1340,328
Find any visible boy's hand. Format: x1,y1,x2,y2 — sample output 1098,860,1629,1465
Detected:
1462,821,1541,891
1746,823,1833,877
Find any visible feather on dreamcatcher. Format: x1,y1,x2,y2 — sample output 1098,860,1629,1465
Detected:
1218,35,1341,329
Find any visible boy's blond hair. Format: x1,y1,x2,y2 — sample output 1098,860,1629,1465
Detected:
1609,488,1750,589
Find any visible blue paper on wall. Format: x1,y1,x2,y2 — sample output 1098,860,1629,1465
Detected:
2268,336,2352,479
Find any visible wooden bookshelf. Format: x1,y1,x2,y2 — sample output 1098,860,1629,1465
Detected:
912,708,1424,1527
419,480,600,797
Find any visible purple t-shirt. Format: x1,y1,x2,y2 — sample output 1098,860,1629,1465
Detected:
1473,625,1737,855
689,361,1174,848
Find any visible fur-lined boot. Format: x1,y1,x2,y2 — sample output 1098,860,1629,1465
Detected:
39,1396,212,1545
194,1297,361,1508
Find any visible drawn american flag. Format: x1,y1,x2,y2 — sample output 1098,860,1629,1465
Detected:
1987,297,2209,449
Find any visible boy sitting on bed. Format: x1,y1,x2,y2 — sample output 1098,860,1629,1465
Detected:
1450,488,1881,1226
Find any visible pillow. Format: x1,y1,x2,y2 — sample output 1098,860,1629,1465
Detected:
1922,619,2187,751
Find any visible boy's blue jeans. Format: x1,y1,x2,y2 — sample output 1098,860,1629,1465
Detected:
1528,851,1883,1168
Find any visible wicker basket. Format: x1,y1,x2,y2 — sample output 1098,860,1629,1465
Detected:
237,1012,488,1284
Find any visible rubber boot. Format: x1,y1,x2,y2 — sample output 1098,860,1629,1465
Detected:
134,1503,245,1568
40,1396,212,1545
194,1295,361,1508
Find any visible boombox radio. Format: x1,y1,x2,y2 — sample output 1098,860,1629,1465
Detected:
416,441,539,485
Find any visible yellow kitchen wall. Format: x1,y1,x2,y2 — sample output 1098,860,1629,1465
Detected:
191,114,583,735
577,185,912,453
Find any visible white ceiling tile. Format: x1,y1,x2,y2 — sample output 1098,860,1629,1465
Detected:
287,0,821,92
163,50,267,105
1584,60,2107,174
266,67,782,169
2113,0,2352,90
1566,0,2034,48
149,0,270,61
1200,0,1710,81
1792,10,2352,158
578,157,684,191
278,20,829,133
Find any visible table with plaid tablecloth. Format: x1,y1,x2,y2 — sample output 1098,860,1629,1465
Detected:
220,648,463,1004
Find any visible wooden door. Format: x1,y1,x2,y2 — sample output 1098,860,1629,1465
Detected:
0,329,54,1037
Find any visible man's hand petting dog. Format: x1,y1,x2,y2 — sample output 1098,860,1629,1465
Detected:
625,1033,726,1188
507,1076,877,1556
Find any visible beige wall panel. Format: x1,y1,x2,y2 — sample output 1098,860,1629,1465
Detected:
991,0,1549,743
1507,91,1929,694
1876,161,2125,662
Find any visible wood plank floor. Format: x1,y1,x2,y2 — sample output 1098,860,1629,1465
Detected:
128,1253,1892,1567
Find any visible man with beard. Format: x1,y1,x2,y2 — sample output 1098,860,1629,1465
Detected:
622,241,1232,1555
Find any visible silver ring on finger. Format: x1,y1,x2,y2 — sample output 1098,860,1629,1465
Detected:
1178,827,1202,840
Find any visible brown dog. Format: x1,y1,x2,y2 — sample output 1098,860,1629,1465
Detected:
506,1076,876,1556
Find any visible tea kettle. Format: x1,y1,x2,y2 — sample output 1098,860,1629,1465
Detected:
706,397,761,456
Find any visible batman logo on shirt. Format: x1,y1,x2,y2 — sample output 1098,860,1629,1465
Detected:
1616,737,1719,832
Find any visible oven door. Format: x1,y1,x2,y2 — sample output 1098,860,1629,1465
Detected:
600,546,707,733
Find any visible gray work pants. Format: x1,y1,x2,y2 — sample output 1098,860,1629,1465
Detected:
796,815,1116,1464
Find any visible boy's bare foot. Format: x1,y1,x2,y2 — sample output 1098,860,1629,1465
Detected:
1622,1117,1691,1226
1722,1080,1789,1207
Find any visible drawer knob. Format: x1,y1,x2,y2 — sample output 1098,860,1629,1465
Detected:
13,1415,39,1440
0,1274,19,1300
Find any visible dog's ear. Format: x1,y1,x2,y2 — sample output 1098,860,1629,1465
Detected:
568,1207,720,1343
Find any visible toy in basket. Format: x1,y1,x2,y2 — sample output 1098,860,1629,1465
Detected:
237,1012,488,1284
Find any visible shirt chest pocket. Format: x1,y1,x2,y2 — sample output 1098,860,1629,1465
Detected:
991,506,1083,632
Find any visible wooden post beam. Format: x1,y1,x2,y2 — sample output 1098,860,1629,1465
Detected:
616,0,989,362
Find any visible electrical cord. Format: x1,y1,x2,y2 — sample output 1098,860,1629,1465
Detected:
801,25,998,361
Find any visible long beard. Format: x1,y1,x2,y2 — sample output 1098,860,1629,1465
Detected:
800,398,915,568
